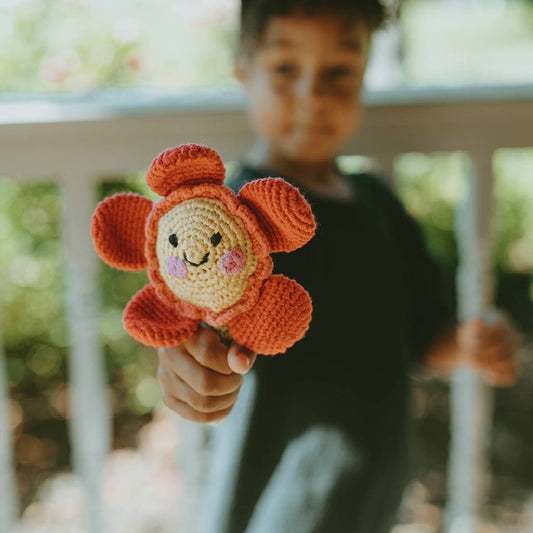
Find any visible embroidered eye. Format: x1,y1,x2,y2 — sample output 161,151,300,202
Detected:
169,233,178,247
211,232,222,247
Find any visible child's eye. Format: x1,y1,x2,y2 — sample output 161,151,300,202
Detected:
211,232,222,246
169,233,178,247
326,66,354,78
273,63,296,75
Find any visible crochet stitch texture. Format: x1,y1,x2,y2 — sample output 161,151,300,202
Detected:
91,143,316,355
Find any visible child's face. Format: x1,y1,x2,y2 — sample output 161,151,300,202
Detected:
235,14,370,164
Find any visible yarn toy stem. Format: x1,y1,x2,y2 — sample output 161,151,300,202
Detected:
202,322,234,346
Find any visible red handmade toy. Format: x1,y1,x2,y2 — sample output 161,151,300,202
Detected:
91,144,316,355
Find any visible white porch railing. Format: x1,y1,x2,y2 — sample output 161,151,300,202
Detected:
1,84,532,533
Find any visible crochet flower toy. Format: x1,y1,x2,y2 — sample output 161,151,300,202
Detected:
91,143,316,355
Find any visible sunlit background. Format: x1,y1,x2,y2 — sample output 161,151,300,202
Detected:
1,0,533,531
2,0,533,91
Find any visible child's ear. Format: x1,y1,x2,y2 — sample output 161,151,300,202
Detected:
234,47,256,86
237,178,316,253
91,193,153,271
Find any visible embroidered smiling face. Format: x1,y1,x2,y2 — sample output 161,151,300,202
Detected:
156,197,258,313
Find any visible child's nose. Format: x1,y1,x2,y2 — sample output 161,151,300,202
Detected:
295,74,326,108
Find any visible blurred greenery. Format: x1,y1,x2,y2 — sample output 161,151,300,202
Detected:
402,0,533,85
0,0,238,92
0,173,164,505
1,0,532,93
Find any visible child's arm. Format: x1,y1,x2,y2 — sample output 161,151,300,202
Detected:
157,327,257,424
423,315,522,387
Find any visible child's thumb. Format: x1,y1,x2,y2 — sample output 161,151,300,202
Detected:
227,342,257,374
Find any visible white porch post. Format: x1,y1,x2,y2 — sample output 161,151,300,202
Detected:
60,175,112,533
176,420,212,533
0,307,19,532
446,152,496,532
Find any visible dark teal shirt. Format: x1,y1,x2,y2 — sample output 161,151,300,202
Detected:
216,164,455,533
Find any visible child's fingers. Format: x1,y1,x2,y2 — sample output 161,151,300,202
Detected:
459,319,506,350
158,365,240,414
158,346,243,396
459,317,523,362
469,343,513,365
482,365,518,387
508,328,524,353
180,327,233,375
162,392,234,424
479,357,518,387
227,342,257,374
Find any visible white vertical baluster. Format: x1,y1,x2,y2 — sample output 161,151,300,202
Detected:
60,176,112,533
446,153,495,532
176,419,212,533
0,307,19,532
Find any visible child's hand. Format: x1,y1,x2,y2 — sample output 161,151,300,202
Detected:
425,312,523,387
456,314,523,387
156,327,257,424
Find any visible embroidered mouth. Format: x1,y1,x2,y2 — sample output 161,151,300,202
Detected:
184,251,209,267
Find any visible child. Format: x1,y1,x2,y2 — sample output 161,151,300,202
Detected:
156,1,521,531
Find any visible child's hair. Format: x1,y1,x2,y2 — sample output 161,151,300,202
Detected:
239,0,387,50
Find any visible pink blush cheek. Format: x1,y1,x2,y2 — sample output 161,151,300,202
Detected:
220,247,245,275
167,257,188,279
